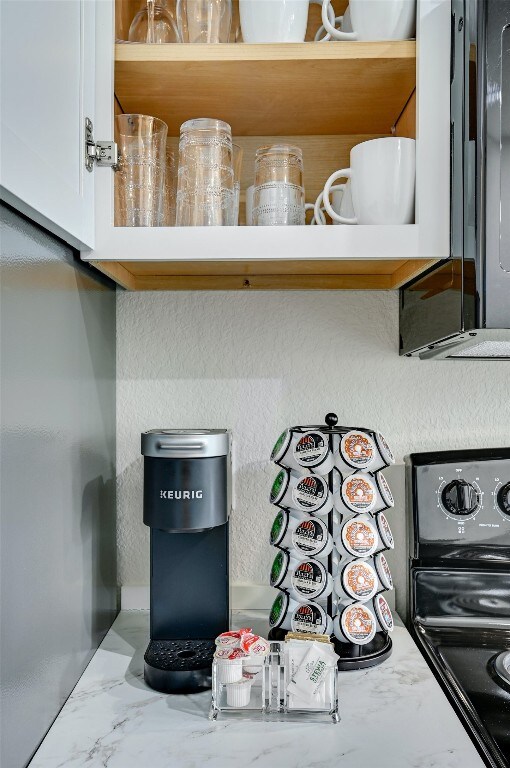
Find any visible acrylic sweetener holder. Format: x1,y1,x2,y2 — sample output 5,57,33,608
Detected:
209,641,339,723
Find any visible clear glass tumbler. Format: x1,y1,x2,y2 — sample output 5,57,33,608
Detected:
162,146,178,226
175,118,234,226
176,0,232,42
115,114,168,227
231,143,243,226
128,0,181,43
253,145,305,226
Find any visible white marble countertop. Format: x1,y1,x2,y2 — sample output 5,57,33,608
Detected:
31,610,485,768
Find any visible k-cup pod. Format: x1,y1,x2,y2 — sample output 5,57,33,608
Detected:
269,591,333,635
333,602,377,645
335,430,377,474
291,602,333,636
271,429,334,476
226,677,253,707
270,508,334,559
374,552,393,591
372,593,394,634
270,550,333,602
372,431,395,473
334,515,379,561
374,511,395,552
270,468,333,516
335,472,378,515
372,471,394,513
269,591,299,630
270,428,300,469
334,559,379,603
292,430,334,476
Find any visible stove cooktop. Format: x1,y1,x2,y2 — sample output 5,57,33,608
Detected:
418,625,510,768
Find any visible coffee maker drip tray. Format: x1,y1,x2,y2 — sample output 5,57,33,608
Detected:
144,639,216,694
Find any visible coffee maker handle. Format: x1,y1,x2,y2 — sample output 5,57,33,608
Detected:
158,442,206,451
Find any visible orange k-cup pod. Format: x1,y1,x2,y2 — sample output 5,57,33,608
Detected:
333,602,377,644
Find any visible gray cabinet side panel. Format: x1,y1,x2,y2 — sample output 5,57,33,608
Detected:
0,204,117,768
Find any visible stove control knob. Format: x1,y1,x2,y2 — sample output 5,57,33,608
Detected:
497,483,510,515
442,480,479,516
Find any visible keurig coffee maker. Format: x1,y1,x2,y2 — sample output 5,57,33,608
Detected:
141,429,231,693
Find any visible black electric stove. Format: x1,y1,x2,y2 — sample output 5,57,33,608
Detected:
406,448,510,768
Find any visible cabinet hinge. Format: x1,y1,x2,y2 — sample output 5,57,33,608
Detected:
85,118,118,172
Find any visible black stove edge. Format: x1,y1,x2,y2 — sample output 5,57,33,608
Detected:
410,620,508,768
405,448,510,466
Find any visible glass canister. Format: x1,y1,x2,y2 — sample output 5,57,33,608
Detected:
175,118,234,226
115,114,168,227
252,144,305,226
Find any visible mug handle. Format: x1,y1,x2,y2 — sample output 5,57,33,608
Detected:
307,200,326,225
314,15,344,42
305,202,317,224
313,184,346,225
310,0,335,41
323,171,358,224
321,0,358,40
310,208,326,225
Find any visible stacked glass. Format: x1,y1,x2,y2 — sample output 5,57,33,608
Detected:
252,144,305,226
175,118,235,226
115,114,168,227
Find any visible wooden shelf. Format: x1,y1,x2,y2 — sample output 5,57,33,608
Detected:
90,256,438,291
86,222,438,291
115,41,416,135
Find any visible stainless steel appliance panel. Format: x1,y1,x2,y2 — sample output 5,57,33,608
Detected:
0,204,117,768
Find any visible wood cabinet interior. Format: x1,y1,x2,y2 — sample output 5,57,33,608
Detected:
94,0,429,291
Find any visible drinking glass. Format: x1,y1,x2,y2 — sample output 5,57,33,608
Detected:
177,0,232,42
245,184,254,225
231,143,243,225
115,114,168,227
175,118,234,226
128,0,181,43
162,146,178,226
252,145,305,226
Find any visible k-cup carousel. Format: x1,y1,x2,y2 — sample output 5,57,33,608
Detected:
268,413,395,670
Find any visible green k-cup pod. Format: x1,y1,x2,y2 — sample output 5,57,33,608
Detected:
270,550,288,588
271,429,292,464
270,510,287,546
270,468,289,506
269,590,289,628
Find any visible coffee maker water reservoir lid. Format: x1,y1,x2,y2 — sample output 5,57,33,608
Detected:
141,429,230,459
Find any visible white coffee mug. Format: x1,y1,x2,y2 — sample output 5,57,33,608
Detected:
240,0,335,43
332,180,355,225
321,0,415,41
321,137,416,225
245,185,254,225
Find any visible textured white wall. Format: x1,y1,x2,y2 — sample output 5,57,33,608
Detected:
117,290,510,615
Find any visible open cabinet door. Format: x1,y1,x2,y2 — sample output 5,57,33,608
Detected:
0,0,96,249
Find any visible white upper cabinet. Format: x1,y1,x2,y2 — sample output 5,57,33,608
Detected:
0,0,452,290
0,0,96,249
